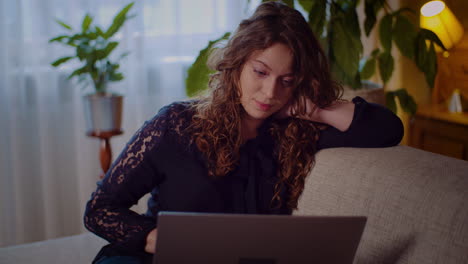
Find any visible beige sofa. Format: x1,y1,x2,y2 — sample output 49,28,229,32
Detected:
296,146,468,264
1,146,467,263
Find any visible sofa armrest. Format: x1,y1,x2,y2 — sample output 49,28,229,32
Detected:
0,232,106,264
295,146,468,264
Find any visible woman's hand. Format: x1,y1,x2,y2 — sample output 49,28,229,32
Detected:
277,97,355,132
145,228,158,254
276,97,321,122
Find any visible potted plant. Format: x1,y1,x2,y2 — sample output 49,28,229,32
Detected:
49,2,134,133
186,0,445,115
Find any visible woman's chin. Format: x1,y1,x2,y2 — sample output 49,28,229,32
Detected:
241,103,277,122
245,109,272,121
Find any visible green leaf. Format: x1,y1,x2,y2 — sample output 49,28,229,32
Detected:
77,43,91,60
95,26,106,37
49,35,69,43
308,0,327,38
51,56,74,67
425,42,437,88
378,51,394,83
379,14,393,51
66,33,84,47
419,28,446,50
109,72,124,81
385,91,397,114
96,42,119,60
371,48,380,57
415,34,428,70
55,19,73,30
331,18,362,84
414,30,438,88
298,0,313,12
105,17,125,39
185,32,231,97
394,88,417,115
331,61,361,89
360,57,376,80
87,32,98,40
344,6,361,40
105,2,135,39
364,0,385,36
67,65,89,80
82,14,93,32
393,14,417,59
84,51,97,68
105,62,119,71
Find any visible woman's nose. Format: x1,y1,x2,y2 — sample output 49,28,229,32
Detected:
262,78,278,99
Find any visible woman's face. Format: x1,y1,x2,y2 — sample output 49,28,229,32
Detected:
239,42,295,122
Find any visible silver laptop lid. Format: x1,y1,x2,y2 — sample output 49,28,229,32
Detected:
154,212,366,264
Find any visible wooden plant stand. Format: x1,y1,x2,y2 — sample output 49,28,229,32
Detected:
87,130,123,179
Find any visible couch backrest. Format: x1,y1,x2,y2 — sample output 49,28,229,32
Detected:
295,146,468,264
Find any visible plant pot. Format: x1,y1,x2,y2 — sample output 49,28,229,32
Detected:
342,81,385,105
83,93,123,133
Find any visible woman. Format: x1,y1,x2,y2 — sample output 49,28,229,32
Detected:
84,1,403,263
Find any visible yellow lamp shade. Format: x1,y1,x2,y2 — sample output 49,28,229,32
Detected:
420,0,464,50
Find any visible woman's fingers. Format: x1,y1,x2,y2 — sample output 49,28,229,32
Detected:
145,228,158,254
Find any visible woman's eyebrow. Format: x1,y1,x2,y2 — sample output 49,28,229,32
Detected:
253,59,294,76
253,59,271,70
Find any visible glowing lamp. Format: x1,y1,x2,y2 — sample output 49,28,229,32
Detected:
420,0,464,51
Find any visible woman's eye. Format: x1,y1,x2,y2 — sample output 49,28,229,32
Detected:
282,79,294,87
254,69,267,76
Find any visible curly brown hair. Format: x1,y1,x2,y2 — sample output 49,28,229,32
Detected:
190,1,342,210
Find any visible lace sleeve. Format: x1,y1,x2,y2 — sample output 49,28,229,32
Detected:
83,104,174,252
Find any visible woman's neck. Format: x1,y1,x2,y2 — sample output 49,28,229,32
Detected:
241,116,264,142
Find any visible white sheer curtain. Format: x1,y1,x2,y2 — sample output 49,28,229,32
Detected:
0,0,248,247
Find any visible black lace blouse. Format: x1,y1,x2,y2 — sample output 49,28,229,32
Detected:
84,96,403,259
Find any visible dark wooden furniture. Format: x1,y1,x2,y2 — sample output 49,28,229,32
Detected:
409,104,468,161
87,130,123,179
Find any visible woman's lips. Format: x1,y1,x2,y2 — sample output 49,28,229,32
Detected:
255,100,272,111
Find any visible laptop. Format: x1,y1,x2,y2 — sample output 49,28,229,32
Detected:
153,212,366,264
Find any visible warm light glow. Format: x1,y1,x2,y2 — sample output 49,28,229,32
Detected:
420,1,464,51
421,1,445,17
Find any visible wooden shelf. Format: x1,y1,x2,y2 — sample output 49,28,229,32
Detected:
409,104,468,161
415,104,468,126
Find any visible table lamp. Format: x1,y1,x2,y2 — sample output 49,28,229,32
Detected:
420,1,464,51
420,0,467,113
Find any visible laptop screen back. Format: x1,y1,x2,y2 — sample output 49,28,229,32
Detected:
154,212,366,264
